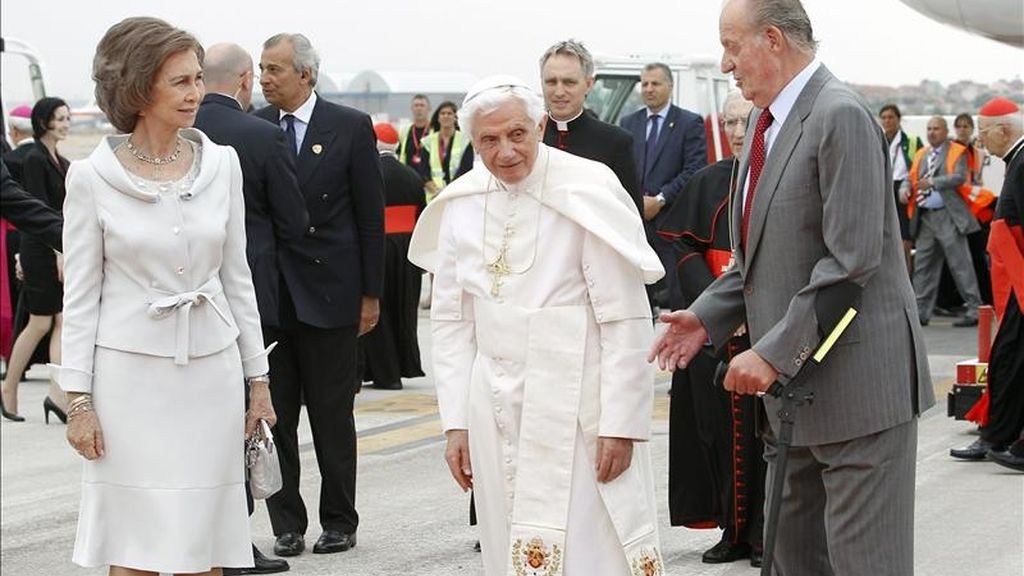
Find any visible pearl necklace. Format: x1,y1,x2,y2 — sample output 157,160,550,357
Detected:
126,137,183,165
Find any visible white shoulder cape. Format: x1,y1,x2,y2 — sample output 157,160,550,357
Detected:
408,145,664,284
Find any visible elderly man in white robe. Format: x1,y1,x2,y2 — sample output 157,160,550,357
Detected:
408,75,666,576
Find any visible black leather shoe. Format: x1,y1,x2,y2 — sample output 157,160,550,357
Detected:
987,448,1024,472
750,547,763,568
950,438,999,460
952,316,979,327
273,533,305,557
223,544,290,575
313,530,356,554
701,539,751,564
373,381,403,390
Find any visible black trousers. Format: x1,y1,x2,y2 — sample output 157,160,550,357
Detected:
982,293,1024,447
264,320,360,535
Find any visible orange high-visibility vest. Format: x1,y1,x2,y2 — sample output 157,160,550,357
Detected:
907,142,996,223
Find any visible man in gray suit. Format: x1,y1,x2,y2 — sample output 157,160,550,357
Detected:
650,0,934,574
908,116,983,328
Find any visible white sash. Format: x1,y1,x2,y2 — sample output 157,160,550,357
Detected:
473,300,665,576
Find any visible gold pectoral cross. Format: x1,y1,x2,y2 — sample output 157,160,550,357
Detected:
487,247,512,298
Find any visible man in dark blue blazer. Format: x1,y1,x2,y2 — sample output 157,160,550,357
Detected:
195,43,308,330
621,62,707,308
194,42,309,575
255,33,385,558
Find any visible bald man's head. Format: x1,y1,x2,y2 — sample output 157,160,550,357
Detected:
203,43,255,109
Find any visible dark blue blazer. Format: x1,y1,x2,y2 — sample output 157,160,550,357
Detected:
620,104,707,221
194,93,309,327
255,95,385,329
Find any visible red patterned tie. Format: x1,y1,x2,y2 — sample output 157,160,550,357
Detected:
741,109,775,250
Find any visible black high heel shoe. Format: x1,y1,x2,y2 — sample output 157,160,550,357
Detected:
44,397,67,424
1,397,25,422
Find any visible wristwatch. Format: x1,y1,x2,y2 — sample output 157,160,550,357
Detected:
655,194,667,207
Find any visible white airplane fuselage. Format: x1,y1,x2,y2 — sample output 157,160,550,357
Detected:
900,0,1023,48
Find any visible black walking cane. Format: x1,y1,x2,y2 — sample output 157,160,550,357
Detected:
716,281,863,576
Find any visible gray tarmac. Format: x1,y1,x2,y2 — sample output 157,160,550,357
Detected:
1,313,1021,576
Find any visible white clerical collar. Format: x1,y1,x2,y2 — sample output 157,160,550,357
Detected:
767,58,821,133
549,109,584,132
646,103,670,119
280,91,317,124
1004,135,1024,163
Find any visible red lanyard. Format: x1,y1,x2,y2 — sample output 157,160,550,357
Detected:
438,134,449,162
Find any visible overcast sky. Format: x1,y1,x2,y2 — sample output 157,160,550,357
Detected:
2,0,1022,105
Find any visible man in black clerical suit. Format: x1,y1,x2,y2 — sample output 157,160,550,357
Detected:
656,92,763,567
539,39,643,216
359,123,426,390
255,33,385,558
4,106,36,184
194,42,309,575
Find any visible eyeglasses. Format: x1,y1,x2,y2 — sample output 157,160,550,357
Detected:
723,117,747,129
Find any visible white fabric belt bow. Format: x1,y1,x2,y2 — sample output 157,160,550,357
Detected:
147,277,231,365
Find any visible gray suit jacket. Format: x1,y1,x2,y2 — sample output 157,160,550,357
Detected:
914,141,979,235
690,66,935,445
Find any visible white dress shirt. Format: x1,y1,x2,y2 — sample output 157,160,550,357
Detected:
743,59,822,212
278,91,318,155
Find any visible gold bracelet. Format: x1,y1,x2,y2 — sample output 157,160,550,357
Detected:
67,400,94,420
247,374,271,387
67,394,93,413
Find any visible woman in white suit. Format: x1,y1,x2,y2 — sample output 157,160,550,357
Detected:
56,17,276,575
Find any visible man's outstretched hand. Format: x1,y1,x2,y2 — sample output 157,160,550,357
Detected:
647,310,709,371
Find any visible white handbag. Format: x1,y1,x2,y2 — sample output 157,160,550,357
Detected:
245,419,282,499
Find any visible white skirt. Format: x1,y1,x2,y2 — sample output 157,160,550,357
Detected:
72,344,252,573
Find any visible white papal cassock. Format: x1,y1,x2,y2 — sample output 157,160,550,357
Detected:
409,144,667,576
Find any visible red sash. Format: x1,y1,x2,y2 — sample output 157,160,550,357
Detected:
987,218,1024,320
385,205,418,235
704,249,732,279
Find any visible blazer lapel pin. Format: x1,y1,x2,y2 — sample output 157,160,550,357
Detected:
669,121,675,128
312,144,323,155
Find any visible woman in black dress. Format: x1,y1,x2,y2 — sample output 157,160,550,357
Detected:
1,97,71,422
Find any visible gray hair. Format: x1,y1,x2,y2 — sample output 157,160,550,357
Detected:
203,43,252,88
539,39,594,78
722,89,748,114
264,33,320,87
928,115,948,129
459,85,546,140
1002,114,1024,131
8,116,32,133
981,110,1024,132
749,0,818,53
643,62,673,86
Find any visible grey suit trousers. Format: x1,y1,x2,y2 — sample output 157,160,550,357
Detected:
913,208,981,322
764,418,918,576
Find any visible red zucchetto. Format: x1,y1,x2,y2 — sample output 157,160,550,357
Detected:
979,97,1021,117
